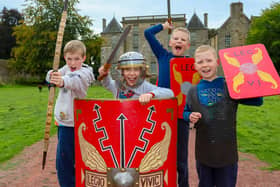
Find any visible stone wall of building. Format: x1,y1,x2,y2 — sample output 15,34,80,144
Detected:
217,2,251,50
100,32,123,65
189,29,209,56
100,2,252,77
121,14,186,74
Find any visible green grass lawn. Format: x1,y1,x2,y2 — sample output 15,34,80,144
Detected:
0,85,279,170
237,95,280,170
0,85,113,164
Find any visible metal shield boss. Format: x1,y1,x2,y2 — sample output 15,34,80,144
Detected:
74,98,178,187
170,57,200,118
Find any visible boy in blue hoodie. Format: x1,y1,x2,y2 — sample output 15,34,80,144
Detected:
145,21,191,186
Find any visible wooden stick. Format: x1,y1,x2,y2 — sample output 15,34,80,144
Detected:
42,1,68,170
97,25,131,81
167,0,172,35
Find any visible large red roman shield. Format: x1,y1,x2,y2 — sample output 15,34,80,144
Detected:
74,98,178,187
170,57,200,118
219,44,280,99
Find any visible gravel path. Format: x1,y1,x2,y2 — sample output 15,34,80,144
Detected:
0,130,279,187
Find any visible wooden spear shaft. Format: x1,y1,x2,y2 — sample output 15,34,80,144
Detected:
42,1,68,170
167,0,172,34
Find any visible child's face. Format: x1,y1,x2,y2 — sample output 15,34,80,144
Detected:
64,51,85,72
169,30,190,56
194,50,218,81
122,67,141,87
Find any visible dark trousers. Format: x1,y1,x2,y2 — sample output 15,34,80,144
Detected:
56,126,75,187
196,161,238,187
177,118,189,187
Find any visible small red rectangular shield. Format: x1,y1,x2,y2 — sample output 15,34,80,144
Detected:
219,44,280,99
74,98,178,187
170,57,200,118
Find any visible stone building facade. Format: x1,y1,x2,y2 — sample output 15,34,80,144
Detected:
187,13,209,56
101,14,186,75
100,17,124,72
211,2,251,75
215,2,251,51
100,2,251,76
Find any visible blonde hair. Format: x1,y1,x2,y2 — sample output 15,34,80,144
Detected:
63,40,86,57
194,45,217,60
172,27,191,42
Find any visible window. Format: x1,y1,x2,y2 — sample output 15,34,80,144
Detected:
133,25,139,51
133,25,139,34
225,34,231,48
150,61,157,73
190,33,196,45
133,36,139,51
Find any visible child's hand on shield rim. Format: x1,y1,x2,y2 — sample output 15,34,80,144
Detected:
139,93,154,105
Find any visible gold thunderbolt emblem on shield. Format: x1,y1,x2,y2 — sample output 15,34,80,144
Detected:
172,64,184,105
224,48,278,93
172,64,200,105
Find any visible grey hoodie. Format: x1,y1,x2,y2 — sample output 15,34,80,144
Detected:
101,75,174,99
46,64,95,127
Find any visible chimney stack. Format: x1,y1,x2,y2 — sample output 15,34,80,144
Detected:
231,2,243,18
102,18,106,31
204,13,208,27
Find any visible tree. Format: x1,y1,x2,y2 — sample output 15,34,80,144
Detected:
246,2,280,73
0,7,23,59
208,28,217,39
10,0,102,81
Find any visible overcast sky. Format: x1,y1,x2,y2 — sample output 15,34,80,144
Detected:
1,0,277,34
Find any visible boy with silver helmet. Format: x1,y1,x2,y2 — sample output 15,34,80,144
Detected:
99,51,174,104
117,51,148,88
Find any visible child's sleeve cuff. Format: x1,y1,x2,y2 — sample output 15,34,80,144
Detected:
149,92,155,97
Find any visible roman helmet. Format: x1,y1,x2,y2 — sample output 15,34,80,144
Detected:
118,51,146,69
117,51,148,88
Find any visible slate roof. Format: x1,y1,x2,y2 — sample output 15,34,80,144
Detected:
187,13,206,29
102,17,123,33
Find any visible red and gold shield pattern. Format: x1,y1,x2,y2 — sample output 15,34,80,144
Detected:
74,98,178,187
219,44,280,99
170,57,201,118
